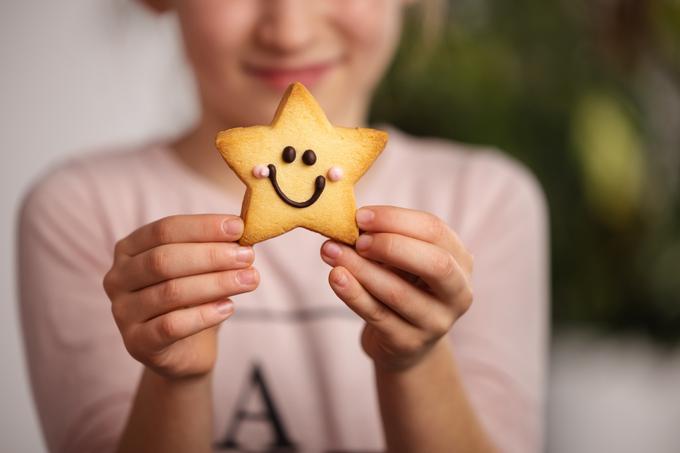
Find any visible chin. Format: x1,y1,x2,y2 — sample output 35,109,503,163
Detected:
210,74,354,127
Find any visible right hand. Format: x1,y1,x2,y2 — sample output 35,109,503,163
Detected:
103,214,259,379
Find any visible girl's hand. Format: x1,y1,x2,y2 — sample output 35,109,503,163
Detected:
320,206,474,372
103,214,259,379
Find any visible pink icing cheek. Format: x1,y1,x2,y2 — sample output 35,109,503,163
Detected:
327,166,344,182
252,164,270,179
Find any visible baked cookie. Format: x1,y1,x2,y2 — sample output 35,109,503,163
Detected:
215,82,387,246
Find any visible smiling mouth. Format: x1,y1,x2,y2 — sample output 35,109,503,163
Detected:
267,164,325,208
244,60,339,89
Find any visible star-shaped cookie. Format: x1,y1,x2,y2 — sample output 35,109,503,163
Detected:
215,82,387,246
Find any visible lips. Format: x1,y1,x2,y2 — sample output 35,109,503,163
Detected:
243,60,338,89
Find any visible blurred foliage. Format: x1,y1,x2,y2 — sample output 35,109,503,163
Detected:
370,0,680,342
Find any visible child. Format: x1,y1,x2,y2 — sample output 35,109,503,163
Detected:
19,1,548,452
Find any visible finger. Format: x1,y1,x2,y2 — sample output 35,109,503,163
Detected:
328,266,423,340
116,214,244,257
355,206,473,274
322,241,451,333
119,242,254,290
355,232,470,304
136,299,235,352
117,267,259,322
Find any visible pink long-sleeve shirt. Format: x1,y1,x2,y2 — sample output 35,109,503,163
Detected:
18,126,549,453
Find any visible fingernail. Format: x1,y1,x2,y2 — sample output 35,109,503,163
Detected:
355,234,373,251
216,300,234,315
236,246,253,263
223,218,243,236
356,208,374,227
322,241,342,259
332,269,348,287
236,269,257,285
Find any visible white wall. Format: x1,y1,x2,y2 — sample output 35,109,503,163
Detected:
0,1,195,451
547,332,680,453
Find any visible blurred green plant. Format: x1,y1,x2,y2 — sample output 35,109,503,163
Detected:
370,0,680,342
571,92,646,227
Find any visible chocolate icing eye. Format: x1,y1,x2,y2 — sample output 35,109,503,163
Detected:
302,149,317,166
282,146,296,163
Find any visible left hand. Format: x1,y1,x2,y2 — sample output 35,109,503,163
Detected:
320,206,474,372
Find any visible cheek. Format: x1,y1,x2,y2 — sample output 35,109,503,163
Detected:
329,0,403,98
334,0,402,57
176,1,256,84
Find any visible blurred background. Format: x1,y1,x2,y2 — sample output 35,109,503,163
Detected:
376,0,680,342
1,0,679,451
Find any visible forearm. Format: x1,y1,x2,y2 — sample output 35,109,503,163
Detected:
116,367,213,453
375,339,496,453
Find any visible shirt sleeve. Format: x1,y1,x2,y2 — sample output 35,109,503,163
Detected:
447,151,550,453
18,162,139,453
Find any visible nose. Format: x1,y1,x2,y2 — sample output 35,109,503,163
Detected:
256,0,317,53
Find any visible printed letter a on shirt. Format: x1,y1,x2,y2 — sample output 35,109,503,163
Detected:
217,363,297,452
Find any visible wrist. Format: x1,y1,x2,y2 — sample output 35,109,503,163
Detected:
374,338,453,376
144,366,213,390
118,366,214,453
138,367,214,421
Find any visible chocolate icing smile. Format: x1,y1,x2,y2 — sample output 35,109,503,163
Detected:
267,164,325,208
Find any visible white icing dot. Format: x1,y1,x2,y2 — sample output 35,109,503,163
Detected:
252,165,270,179
327,166,344,182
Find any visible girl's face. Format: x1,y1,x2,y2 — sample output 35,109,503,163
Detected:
169,0,406,128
